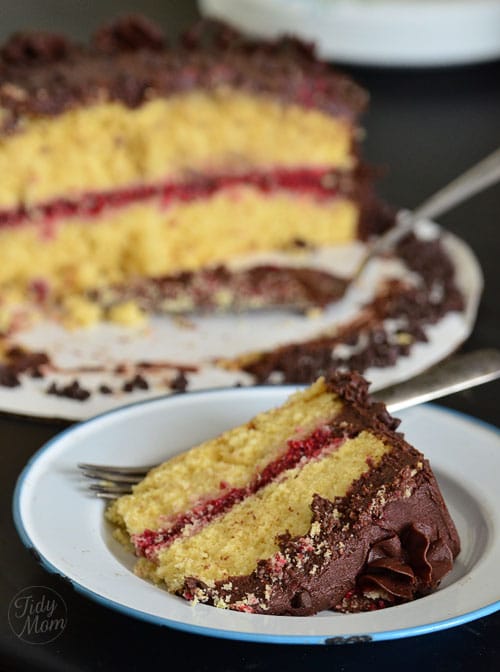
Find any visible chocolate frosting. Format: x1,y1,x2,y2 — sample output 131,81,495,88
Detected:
182,372,460,615
0,345,48,387
93,263,349,314
0,16,367,133
242,234,465,385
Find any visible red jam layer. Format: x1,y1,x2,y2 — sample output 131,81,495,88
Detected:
0,168,343,229
132,425,344,561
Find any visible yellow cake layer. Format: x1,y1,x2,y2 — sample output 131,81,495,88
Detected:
107,378,342,535
141,432,389,592
0,89,355,209
0,187,358,297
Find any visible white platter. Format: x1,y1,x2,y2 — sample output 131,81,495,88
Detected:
0,221,483,421
13,388,500,643
199,0,500,67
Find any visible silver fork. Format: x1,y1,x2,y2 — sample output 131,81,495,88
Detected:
78,348,500,499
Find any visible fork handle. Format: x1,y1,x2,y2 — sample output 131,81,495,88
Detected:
374,349,500,413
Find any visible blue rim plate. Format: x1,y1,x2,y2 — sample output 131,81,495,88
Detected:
13,387,500,644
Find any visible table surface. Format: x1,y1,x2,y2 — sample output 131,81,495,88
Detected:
1,2,499,671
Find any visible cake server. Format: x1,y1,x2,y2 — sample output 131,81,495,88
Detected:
78,347,500,497
371,347,500,412
353,145,500,282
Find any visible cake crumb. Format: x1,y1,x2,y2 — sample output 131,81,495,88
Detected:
63,296,102,328
310,521,321,537
108,301,145,326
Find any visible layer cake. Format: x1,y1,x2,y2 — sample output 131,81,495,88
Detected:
108,373,460,615
0,15,391,329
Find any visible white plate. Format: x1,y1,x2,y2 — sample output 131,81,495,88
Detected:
13,388,500,644
0,221,483,421
200,0,500,67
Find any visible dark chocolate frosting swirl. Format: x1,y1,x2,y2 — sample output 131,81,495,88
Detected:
357,523,454,601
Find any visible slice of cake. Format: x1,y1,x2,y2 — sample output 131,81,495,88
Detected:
107,372,460,616
0,15,392,330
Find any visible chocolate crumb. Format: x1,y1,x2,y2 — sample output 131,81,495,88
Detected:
122,373,149,392
4,346,49,372
0,345,50,387
46,379,91,401
0,365,21,387
170,371,188,393
98,384,114,395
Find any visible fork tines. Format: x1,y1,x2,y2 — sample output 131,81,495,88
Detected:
78,462,155,476
81,469,145,484
78,461,156,499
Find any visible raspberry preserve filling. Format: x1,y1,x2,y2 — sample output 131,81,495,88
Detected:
0,167,344,228
132,425,345,561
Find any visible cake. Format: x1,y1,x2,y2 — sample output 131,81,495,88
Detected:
107,372,460,615
0,15,392,331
